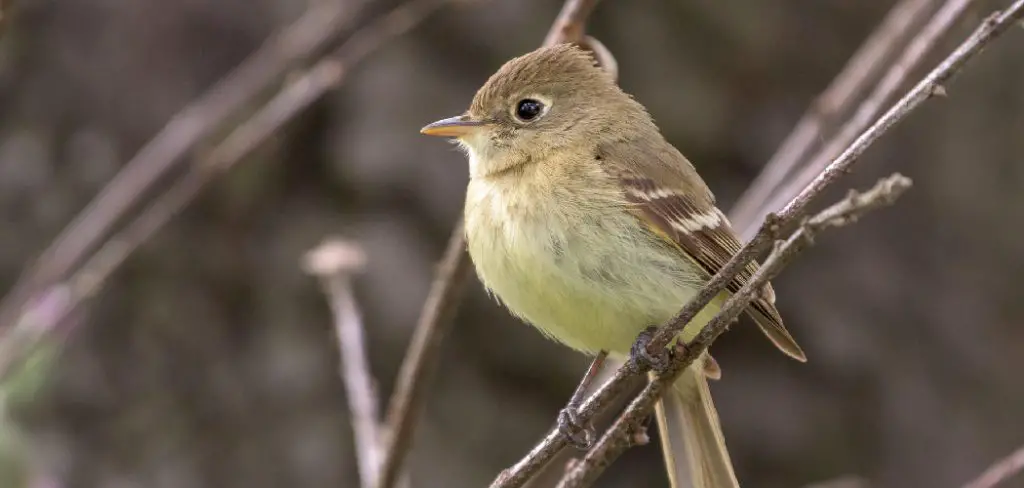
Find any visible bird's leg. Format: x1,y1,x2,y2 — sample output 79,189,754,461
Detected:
627,326,671,374
557,351,607,450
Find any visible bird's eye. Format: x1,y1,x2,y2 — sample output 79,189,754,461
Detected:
515,99,545,122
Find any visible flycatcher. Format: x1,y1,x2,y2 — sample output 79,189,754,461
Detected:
421,44,806,488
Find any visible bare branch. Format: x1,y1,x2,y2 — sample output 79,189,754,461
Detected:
375,2,609,488
743,0,984,236
0,0,361,330
730,0,938,225
963,445,1024,488
0,0,454,381
376,220,473,488
495,1,1024,484
543,0,603,48
303,239,381,488
557,174,914,487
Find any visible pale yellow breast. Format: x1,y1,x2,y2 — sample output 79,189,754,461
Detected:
464,155,711,356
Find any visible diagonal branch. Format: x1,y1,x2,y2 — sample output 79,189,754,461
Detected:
376,219,472,488
729,0,939,226
557,174,914,488
495,1,1024,485
744,0,985,236
0,0,455,381
0,0,363,330
963,445,1024,488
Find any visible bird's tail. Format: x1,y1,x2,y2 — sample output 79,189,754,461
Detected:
653,358,739,488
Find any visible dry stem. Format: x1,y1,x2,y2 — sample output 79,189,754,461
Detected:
303,239,381,488
963,445,1024,488
0,0,361,330
750,0,984,234
730,0,938,226
376,220,473,488
0,0,454,383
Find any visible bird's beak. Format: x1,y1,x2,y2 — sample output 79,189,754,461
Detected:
420,114,486,138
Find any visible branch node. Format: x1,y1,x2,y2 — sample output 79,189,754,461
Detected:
763,212,784,234
628,422,650,447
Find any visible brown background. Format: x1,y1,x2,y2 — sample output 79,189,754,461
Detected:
1,0,1023,487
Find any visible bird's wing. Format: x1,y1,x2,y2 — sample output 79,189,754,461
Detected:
599,138,806,362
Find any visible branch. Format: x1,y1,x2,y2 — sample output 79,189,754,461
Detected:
557,174,913,487
495,1,1024,484
375,2,608,488
729,0,938,226
543,0,602,48
303,239,381,488
376,220,473,488
0,0,361,330
744,0,984,236
0,0,453,383
963,445,1024,488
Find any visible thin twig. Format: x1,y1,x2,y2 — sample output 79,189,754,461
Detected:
0,0,362,330
543,0,602,48
557,174,913,487
303,239,381,488
376,220,473,488
730,0,938,226
963,445,1024,488
375,2,607,488
747,0,983,236
495,1,1024,484
0,0,454,384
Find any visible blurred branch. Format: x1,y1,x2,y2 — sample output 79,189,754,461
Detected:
376,219,472,488
0,0,362,330
303,239,381,488
0,0,452,380
730,0,939,226
556,174,913,487
963,445,1024,488
495,1,1024,484
375,2,607,488
745,0,984,235
543,0,602,48
0,0,454,378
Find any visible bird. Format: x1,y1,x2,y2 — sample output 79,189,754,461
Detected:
420,43,806,488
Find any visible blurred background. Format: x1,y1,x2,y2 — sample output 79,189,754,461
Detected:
1,0,1023,487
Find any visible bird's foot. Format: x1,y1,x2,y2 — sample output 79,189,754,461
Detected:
557,406,594,450
627,326,671,374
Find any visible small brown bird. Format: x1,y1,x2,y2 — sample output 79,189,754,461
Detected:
421,44,806,488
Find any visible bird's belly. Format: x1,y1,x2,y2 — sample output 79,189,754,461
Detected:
465,189,706,355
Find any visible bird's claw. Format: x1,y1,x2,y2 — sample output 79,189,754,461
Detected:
557,406,594,450
627,326,671,374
